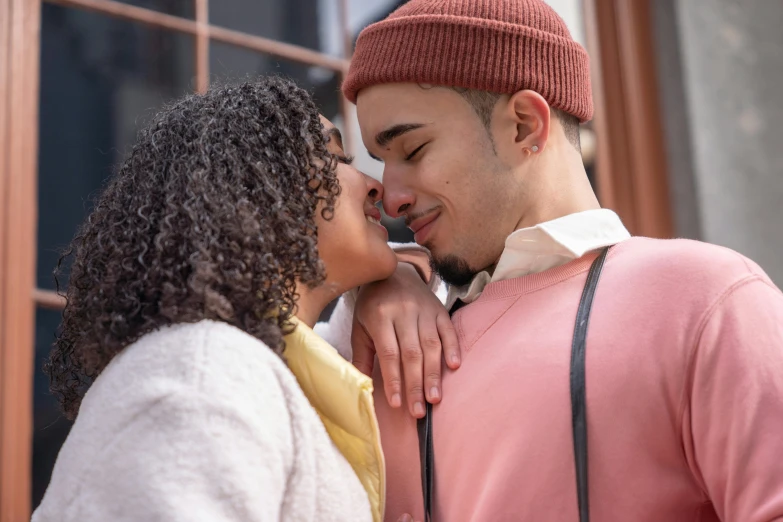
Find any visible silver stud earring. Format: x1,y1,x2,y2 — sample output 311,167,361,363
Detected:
531,145,539,153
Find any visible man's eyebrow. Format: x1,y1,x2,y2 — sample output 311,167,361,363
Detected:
375,123,426,148
324,127,344,149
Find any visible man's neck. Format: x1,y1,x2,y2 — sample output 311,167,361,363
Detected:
513,149,600,231
478,150,600,277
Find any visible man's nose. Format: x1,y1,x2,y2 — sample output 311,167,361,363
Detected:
382,185,416,218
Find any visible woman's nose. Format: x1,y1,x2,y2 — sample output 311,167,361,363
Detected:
364,174,384,204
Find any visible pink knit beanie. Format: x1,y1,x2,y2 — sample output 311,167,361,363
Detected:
342,0,593,122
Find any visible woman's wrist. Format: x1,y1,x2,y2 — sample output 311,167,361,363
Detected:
395,250,432,283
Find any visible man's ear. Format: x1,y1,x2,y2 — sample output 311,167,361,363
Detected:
500,90,551,155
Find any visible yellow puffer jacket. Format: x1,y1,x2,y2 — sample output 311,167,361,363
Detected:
283,318,385,522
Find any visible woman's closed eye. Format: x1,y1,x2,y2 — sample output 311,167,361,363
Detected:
336,154,355,165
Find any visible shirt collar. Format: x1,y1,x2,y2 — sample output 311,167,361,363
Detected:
446,209,630,309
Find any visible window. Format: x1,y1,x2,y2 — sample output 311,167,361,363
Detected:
4,0,360,514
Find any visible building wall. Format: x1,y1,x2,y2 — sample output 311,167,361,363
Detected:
657,0,783,286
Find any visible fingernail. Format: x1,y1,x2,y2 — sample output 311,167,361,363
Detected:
451,354,460,366
430,386,440,400
391,393,401,408
399,515,412,522
414,402,425,417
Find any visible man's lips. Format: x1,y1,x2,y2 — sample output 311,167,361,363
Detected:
407,210,440,235
407,210,441,243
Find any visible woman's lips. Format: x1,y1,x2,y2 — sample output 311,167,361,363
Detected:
365,207,382,222
365,208,388,239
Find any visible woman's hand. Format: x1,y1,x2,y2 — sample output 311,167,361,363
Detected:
351,261,460,419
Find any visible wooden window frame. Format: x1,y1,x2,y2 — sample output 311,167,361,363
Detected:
27,0,356,313
1,0,355,519
48,0,349,71
585,0,674,238
0,0,674,519
1,0,41,518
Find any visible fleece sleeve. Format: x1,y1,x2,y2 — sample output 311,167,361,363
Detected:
58,369,295,521
685,275,783,521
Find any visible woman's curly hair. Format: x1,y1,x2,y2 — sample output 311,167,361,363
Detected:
45,76,341,419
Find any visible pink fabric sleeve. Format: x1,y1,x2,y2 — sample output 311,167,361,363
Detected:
685,276,783,521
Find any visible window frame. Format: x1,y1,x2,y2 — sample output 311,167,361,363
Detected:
585,0,674,238
1,0,354,517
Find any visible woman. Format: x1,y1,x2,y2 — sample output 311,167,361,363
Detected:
33,77,400,522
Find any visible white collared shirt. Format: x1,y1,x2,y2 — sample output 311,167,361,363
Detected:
445,209,631,309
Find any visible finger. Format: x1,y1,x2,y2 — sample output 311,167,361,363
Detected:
372,319,404,409
396,515,413,522
397,315,426,418
437,312,461,370
418,315,443,405
351,318,375,377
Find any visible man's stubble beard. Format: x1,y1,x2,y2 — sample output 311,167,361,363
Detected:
427,247,476,287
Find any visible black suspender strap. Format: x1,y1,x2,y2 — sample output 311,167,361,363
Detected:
417,402,434,521
417,248,609,521
570,247,609,522
416,298,462,522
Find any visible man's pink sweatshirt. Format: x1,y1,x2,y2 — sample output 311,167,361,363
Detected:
375,237,783,522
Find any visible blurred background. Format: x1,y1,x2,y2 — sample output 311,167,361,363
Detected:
0,0,781,519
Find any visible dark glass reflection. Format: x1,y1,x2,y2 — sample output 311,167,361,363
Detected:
209,41,342,124
210,0,341,56
37,3,195,291
115,0,194,18
32,308,70,509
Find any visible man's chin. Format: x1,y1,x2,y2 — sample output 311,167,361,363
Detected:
430,252,476,287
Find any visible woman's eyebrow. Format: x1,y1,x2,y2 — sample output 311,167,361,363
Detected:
324,127,344,149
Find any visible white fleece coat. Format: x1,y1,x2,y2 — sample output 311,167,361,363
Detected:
32,320,372,522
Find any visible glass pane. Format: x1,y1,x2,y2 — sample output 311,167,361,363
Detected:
209,0,343,57
36,4,195,290
32,308,72,509
209,41,341,123
116,0,194,18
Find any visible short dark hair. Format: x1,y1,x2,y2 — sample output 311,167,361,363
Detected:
454,88,581,151
47,76,341,419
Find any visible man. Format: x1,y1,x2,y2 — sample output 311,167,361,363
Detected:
324,0,783,520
